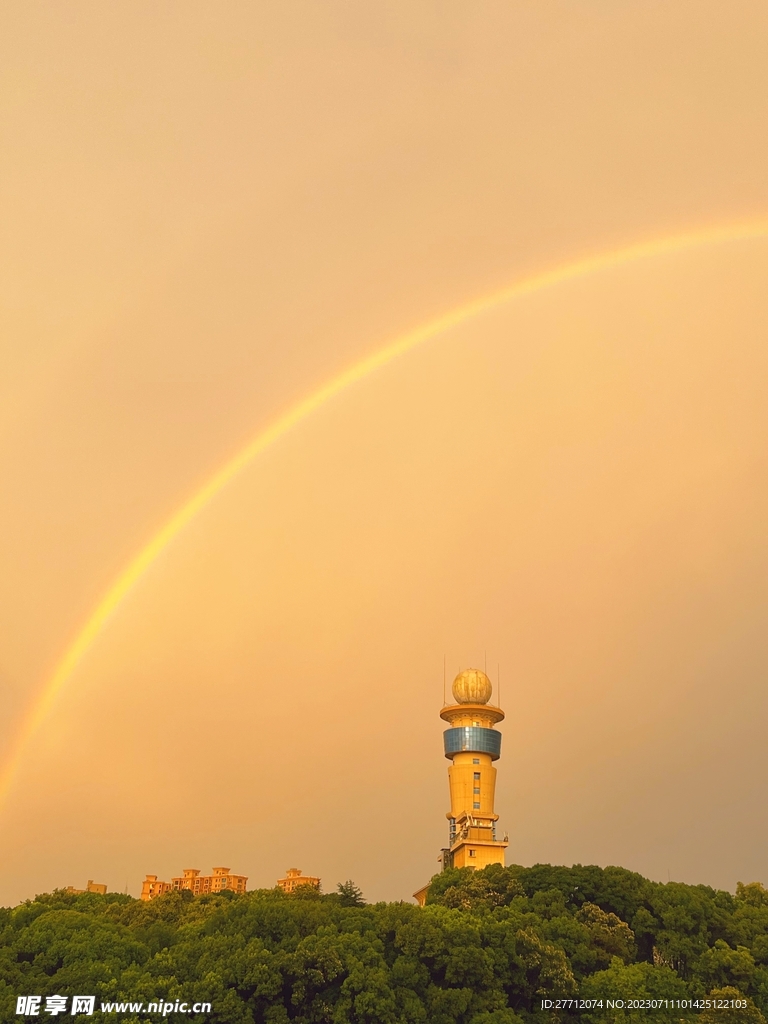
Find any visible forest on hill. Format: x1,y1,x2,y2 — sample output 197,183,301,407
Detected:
2,863,768,1023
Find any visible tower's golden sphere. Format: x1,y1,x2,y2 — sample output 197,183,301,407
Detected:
452,668,493,705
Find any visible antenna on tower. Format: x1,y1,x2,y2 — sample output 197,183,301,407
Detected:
443,655,446,706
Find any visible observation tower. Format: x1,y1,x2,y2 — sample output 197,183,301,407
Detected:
439,668,508,870
414,667,508,905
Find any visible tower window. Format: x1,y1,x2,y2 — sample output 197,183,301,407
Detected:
473,802,480,809
472,759,479,764
469,850,476,858
473,772,480,780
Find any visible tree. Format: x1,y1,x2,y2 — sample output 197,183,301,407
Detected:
696,940,757,995
699,987,766,1024
336,881,366,908
427,865,523,911
576,902,637,964
738,885,768,909
579,959,689,1023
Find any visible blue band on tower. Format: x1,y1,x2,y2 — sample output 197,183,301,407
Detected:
443,726,502,760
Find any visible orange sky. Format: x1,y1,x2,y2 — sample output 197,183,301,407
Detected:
1,1,768,905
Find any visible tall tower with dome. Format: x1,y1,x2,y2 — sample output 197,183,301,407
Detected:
414,667,508,905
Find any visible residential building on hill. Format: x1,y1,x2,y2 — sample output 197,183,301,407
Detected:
140,876,172,900
277,868,320,893
64,880,107,895
140,867,247,900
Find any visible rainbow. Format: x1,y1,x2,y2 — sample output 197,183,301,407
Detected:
2,216,768,816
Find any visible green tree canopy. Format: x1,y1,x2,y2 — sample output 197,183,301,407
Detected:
2,866,768,1023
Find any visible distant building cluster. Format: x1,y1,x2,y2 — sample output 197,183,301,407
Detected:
276,868,320,893
136,866,321,899
141,866,247,900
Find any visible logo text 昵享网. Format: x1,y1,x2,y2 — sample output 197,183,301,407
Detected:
15,995,213,1016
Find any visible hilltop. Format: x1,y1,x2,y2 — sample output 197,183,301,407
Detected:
1,862,767,1022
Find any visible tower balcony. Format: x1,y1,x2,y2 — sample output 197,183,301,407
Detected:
439,702,505,727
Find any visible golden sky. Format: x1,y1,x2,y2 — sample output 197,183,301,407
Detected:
1,1,768,905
